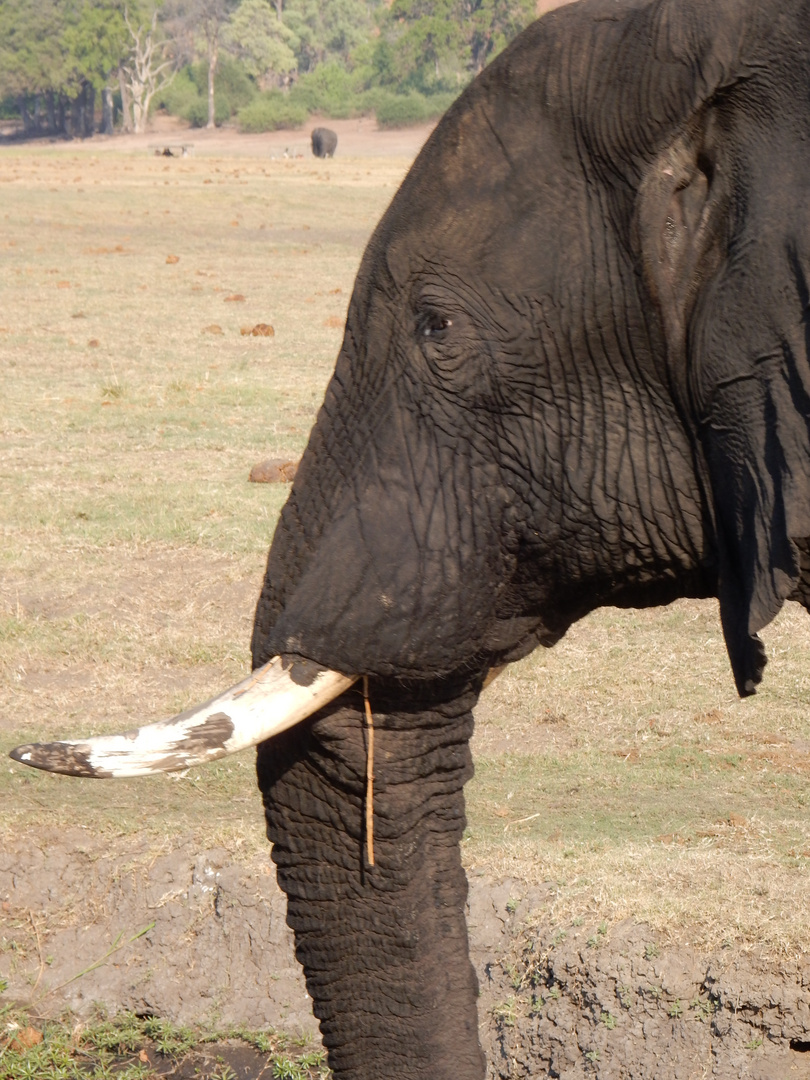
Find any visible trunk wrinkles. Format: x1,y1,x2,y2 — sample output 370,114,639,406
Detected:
257,678,486,1080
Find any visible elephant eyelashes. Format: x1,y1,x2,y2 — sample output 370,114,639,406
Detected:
416,309,470,385
417,311,453,342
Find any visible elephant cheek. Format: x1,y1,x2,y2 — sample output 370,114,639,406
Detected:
256,686,486,1080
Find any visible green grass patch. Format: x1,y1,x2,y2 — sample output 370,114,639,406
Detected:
0,1005,328,1079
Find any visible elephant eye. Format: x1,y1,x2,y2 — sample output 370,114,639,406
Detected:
417,310,453,342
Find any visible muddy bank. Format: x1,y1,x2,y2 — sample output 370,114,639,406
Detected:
0,829,315,1034
470,885,810,1078
2,831,810,1077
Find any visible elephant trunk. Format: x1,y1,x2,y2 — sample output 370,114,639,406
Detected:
257,677,486,1080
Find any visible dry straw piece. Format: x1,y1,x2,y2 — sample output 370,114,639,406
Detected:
363,675,375,867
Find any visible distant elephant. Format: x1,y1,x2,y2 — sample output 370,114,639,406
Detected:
311,127,337,158
13,0,810,1076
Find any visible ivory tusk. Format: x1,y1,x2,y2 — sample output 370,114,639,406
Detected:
9,656,356,779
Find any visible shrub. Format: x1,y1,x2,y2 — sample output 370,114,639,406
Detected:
159,59,256,126
237,93,308,132
209,57,256,113
289,62,377,119
291,62,352,111
0,95,20,120
155,68,199,119
424,91,459,120
374,91,429,128
185,91,236,128
356,87,397,116
374,90,459,128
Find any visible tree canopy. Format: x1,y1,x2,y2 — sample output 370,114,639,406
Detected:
0,0,130,101
0,0,543,132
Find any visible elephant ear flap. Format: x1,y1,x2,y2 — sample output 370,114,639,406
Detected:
581,0,776,173
703,360,810,696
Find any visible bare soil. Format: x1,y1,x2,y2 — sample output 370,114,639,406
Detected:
2,828,810,1077
2,111,439,160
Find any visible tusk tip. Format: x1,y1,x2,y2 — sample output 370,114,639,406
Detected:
9,743,39,765
8,741,106,778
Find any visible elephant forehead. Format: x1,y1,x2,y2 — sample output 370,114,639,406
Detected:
379,105,573,291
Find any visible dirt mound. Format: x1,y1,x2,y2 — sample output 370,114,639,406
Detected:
0,828,316,1033
2,832,810,1076
469,879,810,1079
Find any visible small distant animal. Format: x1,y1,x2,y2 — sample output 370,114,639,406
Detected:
311,127,337,158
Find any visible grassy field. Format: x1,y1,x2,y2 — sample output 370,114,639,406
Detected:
2,141,810,968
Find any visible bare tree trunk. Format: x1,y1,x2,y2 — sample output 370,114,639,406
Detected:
19,96,33,136
274,0,282,20
45,90,55,133
207,36,218,129
85,84,95,137
122,9,176,134
74,86,85,138
101,87,114,135
118,65,133,131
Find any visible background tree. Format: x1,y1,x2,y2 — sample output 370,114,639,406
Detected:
465,0,537,74
382,0,535,90
225,0,297,89
168,0,236,128
0,0,130,135
0,0,548,133
0,0,66,133
121,5,177,132
284,0,371,73
62,0,129,135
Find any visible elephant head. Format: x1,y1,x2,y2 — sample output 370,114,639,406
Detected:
13,0,810,1075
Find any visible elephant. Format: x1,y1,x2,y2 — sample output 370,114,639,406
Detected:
11,0,810,1075
311,127,338,158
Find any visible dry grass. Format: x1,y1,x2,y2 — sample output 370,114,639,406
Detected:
471,599,810,954
0,143,408,862
2,141,810,957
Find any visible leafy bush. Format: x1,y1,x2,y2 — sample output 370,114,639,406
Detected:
374,91,428,128
157,58,456,131
206,57,256,112
423,90,459,118
237,93,308,132
158,59,256,126
374,90,458,128
0,95,19,120
291,62,351,110
155,68,199,118
185,92,235,128
289,61,375,119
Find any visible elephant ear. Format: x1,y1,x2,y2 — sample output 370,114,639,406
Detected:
589,0,806,694
698,339,810,695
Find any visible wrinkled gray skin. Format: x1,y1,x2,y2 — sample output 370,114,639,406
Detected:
251,0,810,1076
311,127,338,158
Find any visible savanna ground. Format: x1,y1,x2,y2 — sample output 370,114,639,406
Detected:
1,118,810,1078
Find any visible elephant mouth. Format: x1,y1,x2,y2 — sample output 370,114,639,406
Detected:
8,656,357,778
